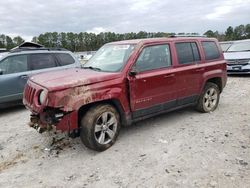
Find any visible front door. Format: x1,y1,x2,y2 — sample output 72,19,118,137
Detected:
128,44,177,118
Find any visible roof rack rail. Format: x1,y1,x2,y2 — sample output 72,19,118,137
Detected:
170,34,207,38
10,47,68,53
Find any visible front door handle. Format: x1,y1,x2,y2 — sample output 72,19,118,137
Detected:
164,73,175,78
20,75,28,79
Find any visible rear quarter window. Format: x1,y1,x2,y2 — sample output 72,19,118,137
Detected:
202,41,220,60
55,53,75,66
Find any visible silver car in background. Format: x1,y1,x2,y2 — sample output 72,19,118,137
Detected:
0,48,80,108
219,41,233,52
222,39,250,74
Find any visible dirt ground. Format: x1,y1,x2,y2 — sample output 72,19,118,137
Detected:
0,76,249,188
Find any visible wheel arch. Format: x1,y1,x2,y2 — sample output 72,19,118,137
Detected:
205,77,222,92
77,99,129,128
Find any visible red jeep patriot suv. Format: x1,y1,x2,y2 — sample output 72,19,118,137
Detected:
23,37,227,151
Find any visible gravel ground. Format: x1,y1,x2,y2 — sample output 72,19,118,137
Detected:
0,76,249,188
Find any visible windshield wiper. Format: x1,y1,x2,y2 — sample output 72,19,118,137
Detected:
82,66,102,71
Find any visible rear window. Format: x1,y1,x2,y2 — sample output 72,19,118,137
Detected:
202,41,220,60
175,42,200,64
30,53,57,70
55,53,75,66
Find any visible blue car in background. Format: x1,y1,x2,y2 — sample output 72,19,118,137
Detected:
0,44,80,108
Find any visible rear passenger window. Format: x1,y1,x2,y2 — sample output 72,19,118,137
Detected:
136,44,171,72
55,53,75,66
30,54,57,70
202,41,220,60
175,42,200,64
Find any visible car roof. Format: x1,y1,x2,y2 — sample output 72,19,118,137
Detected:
219,41,233,44
233,39,250,43
0,49,75,61
107,37,216,45
220,39,250,44
8,49,72,55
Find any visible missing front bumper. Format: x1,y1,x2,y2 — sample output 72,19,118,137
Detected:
28,109,78,134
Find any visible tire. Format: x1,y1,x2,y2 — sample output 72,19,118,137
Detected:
196,82,220,113
80,104,121,151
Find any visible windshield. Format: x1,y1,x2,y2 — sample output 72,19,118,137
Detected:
220,43,232,52
227,41,250,52
83,44,135,72
0,52,8,60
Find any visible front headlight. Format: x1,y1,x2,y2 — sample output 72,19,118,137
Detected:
39,90,47,105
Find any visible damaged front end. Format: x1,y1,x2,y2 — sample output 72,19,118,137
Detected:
23,81,79,137
28,108,78,136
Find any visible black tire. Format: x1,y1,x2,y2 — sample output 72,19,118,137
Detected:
80,104,120,151
196,82,220,113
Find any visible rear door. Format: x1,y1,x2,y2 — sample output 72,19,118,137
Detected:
0,54,30,103
174,41,204,105
128,43,177,118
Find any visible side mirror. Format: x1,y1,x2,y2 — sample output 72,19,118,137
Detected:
0,69,3,75
129,67,137,76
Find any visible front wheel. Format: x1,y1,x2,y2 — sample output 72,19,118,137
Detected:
80,104,120,151
196,82,220,113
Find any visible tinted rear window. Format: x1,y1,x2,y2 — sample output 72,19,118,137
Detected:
55,53,75,66
30,53,57,70
175,42,200,64
202,41,220,60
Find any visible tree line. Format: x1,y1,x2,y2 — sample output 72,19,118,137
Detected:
0,35,24,50
1,24,249,52
204,24,250,41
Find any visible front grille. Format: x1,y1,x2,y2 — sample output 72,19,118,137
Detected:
227,59,250,65
24,85,36,105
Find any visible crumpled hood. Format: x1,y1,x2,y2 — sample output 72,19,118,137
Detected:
30,68,121,91
224,51,250,60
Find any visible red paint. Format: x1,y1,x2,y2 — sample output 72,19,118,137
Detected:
23,37,227,133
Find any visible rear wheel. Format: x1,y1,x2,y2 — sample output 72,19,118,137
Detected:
80,104,120,151
196,82,220,113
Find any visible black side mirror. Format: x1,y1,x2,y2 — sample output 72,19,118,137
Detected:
0,69,3,75
129,67,137,76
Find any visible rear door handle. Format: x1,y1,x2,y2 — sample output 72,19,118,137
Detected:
20,75,28,79
164,73,175,78
194,68,205,72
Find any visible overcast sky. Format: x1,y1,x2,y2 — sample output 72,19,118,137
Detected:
0,0,250,41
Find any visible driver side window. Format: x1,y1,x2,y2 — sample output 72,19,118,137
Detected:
135,44,172,72
0,55,28,75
